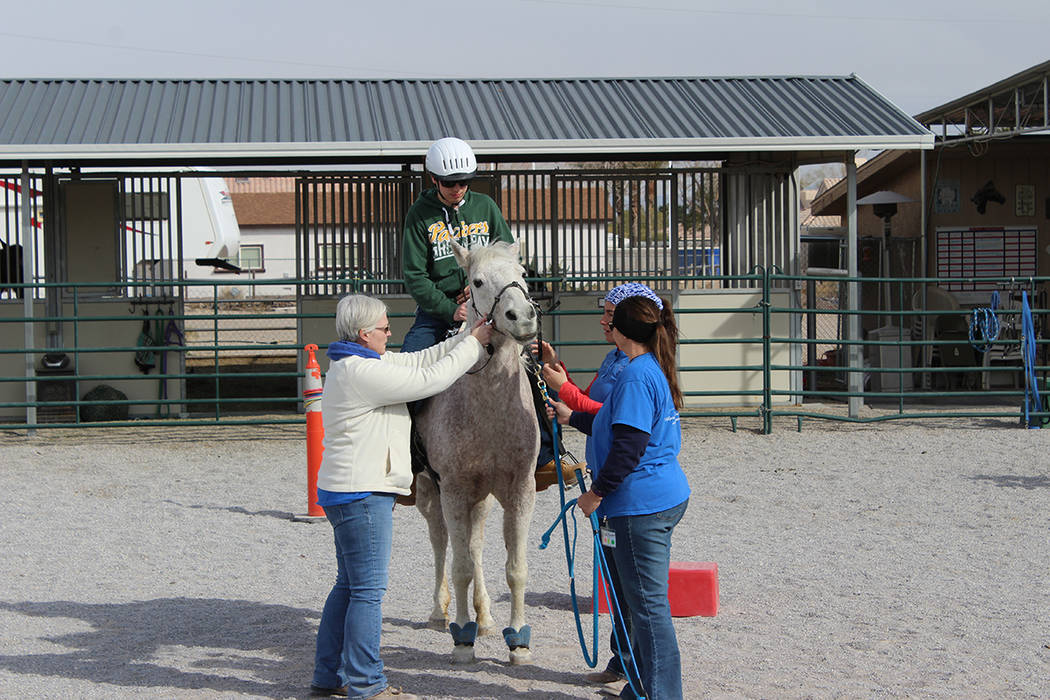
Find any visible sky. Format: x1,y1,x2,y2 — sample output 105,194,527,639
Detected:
1,0,1049,117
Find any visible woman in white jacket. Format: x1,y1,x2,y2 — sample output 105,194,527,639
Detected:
311,294,492,700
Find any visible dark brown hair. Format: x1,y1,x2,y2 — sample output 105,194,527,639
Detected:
613,296,682,408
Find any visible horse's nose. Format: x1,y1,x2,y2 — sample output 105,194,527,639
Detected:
505,309,517,321
527,307,536,319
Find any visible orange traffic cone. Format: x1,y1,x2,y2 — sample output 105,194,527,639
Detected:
303,344,325,518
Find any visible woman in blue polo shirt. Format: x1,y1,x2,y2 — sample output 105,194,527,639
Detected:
550,294,690,700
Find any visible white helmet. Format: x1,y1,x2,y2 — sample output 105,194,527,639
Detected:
425,137,477,181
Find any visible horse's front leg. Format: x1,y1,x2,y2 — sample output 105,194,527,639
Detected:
501,483,536,665
469,495,496,636
415,472,450,630
443,491,491,663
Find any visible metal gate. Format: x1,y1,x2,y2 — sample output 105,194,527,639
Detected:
295,167,736,295
296,173,418,296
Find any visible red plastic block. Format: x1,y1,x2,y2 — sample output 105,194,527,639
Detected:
595,561,718,617
668,561,718,617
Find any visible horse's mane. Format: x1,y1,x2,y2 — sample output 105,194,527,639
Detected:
466,241,519,270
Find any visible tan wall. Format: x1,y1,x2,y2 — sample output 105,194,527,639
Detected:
929,143,1049,277
1,300,185,420
518,291,793,408
678,289,793,406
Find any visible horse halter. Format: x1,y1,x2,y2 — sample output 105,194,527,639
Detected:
470,280,537,332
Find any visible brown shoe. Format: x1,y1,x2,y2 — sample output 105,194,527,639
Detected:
585,669,626,684
535,459,583,491
562,460,583,487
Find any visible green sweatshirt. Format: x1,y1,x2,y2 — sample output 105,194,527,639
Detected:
402,188,514,322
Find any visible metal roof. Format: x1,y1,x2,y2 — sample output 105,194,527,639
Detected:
913,60,1050,146
0,77,933,165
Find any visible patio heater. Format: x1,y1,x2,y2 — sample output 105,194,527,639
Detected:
857,190,915,324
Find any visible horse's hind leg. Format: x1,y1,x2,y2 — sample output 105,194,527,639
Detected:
415,473,450,630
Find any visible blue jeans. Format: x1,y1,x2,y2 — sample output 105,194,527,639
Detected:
600,545,632,678
313,494,396,699
400,308,454,353
606,499,689,700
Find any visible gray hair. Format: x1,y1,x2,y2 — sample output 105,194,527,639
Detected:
335,294,387,342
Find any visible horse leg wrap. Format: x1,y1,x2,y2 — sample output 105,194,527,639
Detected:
449,621,478,647
502,625,531,650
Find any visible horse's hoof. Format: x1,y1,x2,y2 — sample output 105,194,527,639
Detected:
452,645,476,664
509,647,532,665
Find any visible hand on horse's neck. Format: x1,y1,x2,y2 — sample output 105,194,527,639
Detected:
466,314,521,370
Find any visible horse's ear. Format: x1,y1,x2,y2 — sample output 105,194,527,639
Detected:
508,241,520,260
450,239,470,269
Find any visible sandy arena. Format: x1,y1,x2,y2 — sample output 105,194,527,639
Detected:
0,414,1047,698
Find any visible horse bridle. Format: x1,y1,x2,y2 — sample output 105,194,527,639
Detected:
465,279,542,375
470,280,537,333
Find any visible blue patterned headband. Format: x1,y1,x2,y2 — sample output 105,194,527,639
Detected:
602,282,663,310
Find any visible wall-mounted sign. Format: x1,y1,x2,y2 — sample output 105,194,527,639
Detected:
1015,184,1035,217
934,179,959,214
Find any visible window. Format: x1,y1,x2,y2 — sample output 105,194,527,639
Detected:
123,192,170,221
317,242,363,272
238,244,264,272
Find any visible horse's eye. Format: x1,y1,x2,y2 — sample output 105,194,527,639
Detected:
473,279,483,288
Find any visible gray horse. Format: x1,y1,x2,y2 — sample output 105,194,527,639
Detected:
414,240,541,665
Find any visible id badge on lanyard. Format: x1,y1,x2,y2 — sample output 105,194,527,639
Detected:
600,524,616,549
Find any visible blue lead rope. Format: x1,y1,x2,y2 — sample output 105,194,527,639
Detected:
968,306,1000,353
1021,291,1042,428
539,415,648,699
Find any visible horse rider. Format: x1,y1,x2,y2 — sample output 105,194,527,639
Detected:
400,136,578,499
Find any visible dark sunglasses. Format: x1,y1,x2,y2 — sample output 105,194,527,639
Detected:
439,178,471,188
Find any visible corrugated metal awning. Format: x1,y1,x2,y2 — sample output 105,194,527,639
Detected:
0,76,933,165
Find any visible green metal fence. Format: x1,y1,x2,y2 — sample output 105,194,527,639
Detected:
1,272,1046,433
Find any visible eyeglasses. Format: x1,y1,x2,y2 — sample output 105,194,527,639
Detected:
371,325,390,334
439,179,471,188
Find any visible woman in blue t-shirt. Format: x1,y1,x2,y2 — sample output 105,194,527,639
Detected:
550,295,690,700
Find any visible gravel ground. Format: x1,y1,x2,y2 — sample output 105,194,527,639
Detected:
0,414,1048,699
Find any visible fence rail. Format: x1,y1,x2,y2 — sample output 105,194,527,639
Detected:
1,272,1047,432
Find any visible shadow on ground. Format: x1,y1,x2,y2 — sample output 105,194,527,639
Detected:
969,473,1050,489
0,598,317,698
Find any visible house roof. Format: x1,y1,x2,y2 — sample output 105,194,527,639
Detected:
0,77,932,166
807,149,917,217
226,176,611,225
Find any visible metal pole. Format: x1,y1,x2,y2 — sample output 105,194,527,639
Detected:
846,156,862,418
21,165,36,431
807,279,816,394
920,149,929,389
762,265,772,434
882,218,892,326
